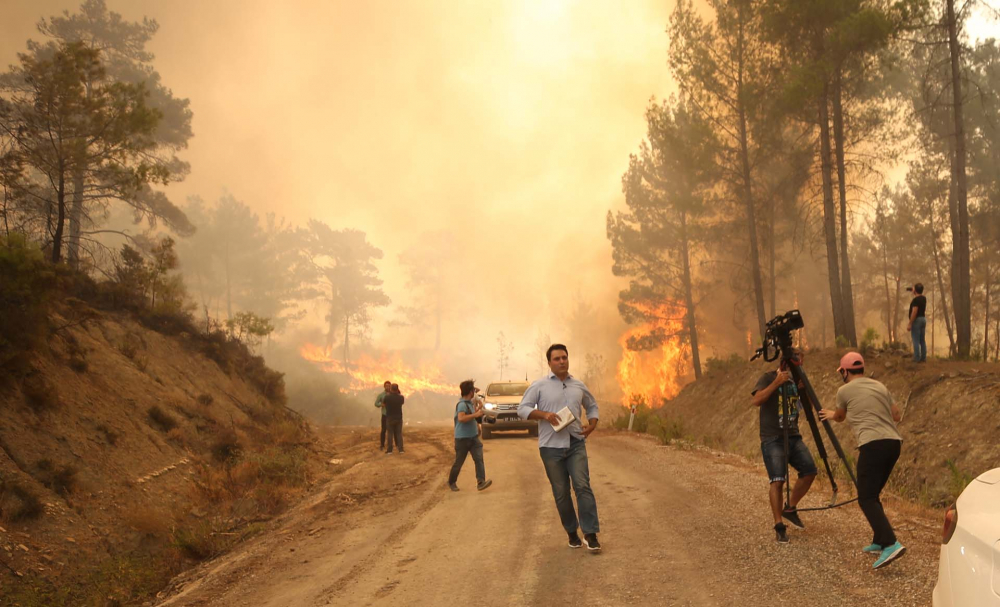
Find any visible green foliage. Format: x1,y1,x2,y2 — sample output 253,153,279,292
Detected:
705,353,746,374
225,311,275,352
0,235,57,373
835,335,851,348
147,405,178,432
860,327,881,352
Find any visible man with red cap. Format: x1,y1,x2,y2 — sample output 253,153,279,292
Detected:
820,352,905,569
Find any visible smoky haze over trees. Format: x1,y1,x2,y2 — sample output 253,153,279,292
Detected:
611,0,1000,375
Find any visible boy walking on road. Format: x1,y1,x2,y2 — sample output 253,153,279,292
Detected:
820,352,906,569
448,380,492,492
518,344,602,552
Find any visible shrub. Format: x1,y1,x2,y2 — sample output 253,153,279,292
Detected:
171,521,229,561
705,353,746,374
210,429,241,463
21,372,59,412
835,335,850,348
118,332,143,360
147,406,178,432
946,459,974,500
97,424,119,446
0,234,57,374
196,393,214,406
0,477,44,522
860,328,880,353
34,460,78,497
124,506,170,538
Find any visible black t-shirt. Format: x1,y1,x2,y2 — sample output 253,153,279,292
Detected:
384,393,405,418
909,295,926,318
753,371,801,441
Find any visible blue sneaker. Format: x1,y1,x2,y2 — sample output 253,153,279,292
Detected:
873,542,906,569
861,543,882,554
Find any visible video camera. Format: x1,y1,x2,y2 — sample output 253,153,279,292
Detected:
751,309,804,363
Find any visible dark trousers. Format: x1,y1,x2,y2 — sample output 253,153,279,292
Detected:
385,417,404,452
857,439,901,547
539,437,599,535
379,414,387,448
448,437,485,484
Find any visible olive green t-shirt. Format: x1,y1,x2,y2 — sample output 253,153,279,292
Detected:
835,377,902,446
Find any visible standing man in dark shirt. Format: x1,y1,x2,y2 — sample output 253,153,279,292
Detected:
750,347,818,543
375,380,391,449
907,283,927,362
384,384,405,454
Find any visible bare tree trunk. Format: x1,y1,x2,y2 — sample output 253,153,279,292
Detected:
931,290,936,356
52,163,67,263
832,73,857,346
947,0,971,358
768,195,776,319
984,275,990,361
818,85,847,342
680,211,702,379
68,169,84,267
928,195,956,354
343,315,350,364
736,5,767,340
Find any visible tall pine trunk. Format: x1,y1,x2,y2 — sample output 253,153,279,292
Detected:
928,195,956,353
52,162,67,263
680,211,702,379
818,85,847,343
736,5,767,339
947,0,971,357
832,73,857,346
68,169,84,267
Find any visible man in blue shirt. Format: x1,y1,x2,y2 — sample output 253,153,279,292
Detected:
518,344,601,551
447,379,492,492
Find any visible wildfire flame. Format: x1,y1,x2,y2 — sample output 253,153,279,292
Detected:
616,301,691,408
300,343,455,394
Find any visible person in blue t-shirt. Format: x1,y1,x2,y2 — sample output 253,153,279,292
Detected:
447,379,492,492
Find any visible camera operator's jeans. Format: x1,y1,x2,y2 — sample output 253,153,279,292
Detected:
539,437,600,535
448,437,485,484
911,317,927,362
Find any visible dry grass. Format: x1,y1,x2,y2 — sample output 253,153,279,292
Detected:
21,372,59,412
147,406,178,432
0,478,44,522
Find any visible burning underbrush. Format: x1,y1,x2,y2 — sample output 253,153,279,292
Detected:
615,300,694,409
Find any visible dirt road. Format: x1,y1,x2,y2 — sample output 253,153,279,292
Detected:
155,427,940,607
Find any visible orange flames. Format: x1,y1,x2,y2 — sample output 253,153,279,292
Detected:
299,343,454,394
616,301,691,408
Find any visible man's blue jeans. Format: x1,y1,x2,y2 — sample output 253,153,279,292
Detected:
911,316,927,362
539,437,600,535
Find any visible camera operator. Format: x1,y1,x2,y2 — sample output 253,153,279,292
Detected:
820,352,906,569
750,347,817,543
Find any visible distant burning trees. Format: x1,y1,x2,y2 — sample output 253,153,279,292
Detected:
608,96,714,388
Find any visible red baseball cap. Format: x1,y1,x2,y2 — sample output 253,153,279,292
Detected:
837,352,865,373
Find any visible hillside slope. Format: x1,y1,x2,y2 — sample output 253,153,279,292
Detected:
0,305,317,605
652,349,1000,505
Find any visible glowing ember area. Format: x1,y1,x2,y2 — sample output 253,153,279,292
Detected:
300,343,455,394
616,302,691,408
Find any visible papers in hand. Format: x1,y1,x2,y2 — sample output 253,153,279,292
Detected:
551,406,576,432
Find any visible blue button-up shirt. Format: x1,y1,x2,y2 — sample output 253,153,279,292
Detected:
518,373,599,448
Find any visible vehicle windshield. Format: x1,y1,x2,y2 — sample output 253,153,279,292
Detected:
486,382,529,397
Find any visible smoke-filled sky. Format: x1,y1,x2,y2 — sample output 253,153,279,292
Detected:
3,1,996,389
2,0,685,382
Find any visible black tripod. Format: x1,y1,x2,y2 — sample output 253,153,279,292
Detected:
752,311,858,512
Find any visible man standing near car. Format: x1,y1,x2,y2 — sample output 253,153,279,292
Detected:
448,380,492,492
518,344,601,552
751,347,817,543
820,352,905,569
375,380,391,450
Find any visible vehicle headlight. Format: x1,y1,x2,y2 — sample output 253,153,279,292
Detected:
484,403,496,410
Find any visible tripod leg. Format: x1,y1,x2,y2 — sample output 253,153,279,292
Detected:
792,366,858,489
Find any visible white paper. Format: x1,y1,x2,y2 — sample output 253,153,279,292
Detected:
552,406,576,432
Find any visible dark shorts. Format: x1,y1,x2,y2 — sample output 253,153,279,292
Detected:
761,436,818,483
